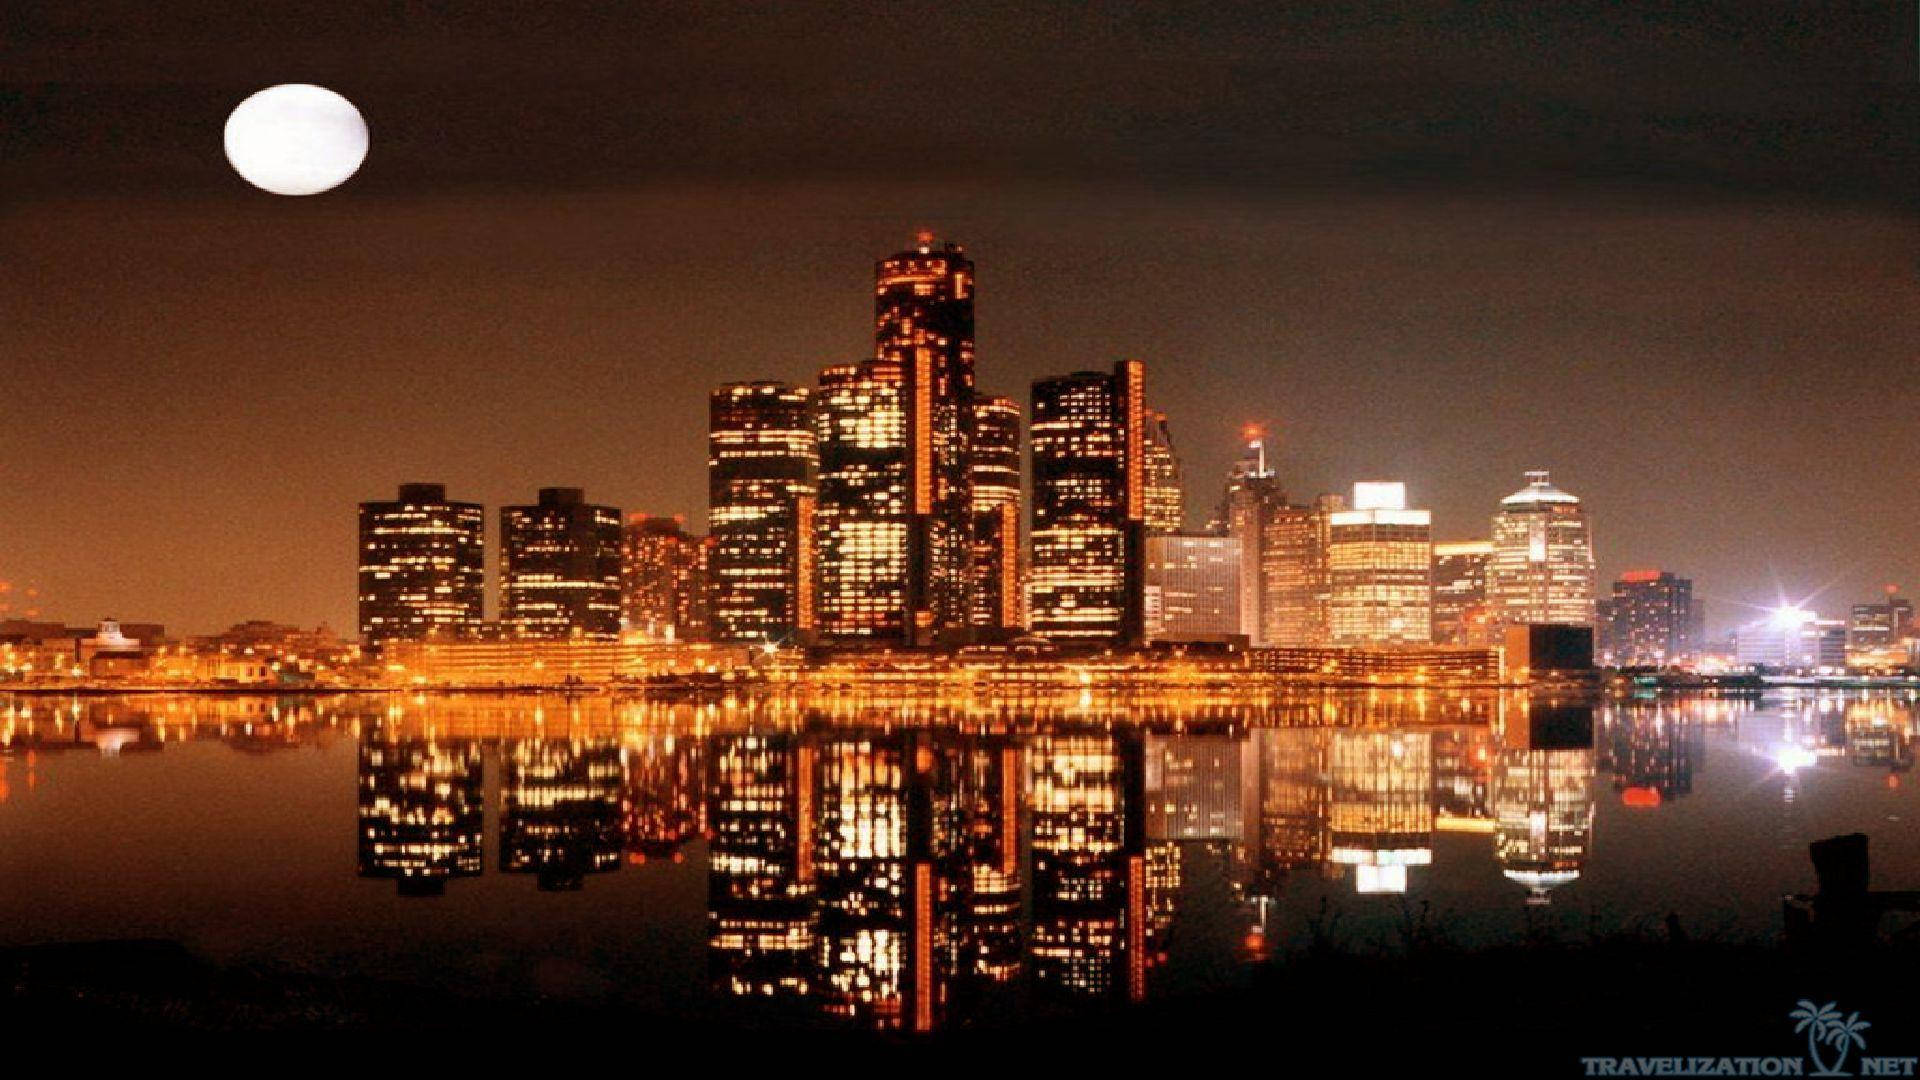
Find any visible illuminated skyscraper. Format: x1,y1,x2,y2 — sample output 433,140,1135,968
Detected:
357,483,485,648
813,359,909,642
357,734,483,896
1488,470,1597,628
1029,360,1148,646
708,382,817,644
619,514,710,643
1261,501,1330,647
1602,569,1694,665
1144,534,1242,642
500,737,624,891
500,488,623,640
1431,539,1494,646
876,234,976,644
968,395,1024,634
1142,409,1183,535
1326,482,1433,645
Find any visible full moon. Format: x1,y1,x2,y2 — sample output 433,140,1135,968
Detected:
224,84,368,196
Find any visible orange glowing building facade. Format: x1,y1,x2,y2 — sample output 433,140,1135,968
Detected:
707,382,817,645
357,483,486,648
813,359,909,641
1029,360,1148,646
875,235,977,646
968,394,1024,634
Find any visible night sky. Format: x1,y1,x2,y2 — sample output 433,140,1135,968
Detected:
3,2,1915,636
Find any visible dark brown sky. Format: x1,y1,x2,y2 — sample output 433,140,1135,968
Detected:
2,1,1915,635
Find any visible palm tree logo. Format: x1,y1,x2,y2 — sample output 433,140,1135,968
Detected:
1791,1000,1871,1076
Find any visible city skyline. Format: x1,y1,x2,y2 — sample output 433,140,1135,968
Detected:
5,5,1916,637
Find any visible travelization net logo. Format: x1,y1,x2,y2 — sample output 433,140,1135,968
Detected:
1579,1001,1915,1077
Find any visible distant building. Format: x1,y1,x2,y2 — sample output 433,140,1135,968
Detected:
1142,409,1183,535
1603,570,1694,666
1734,611,1846,671
1326,483,1432,646
1215,431,1284,644
619,514,710,643
1431,540,1493,646
1487,470,1597,629
1145,534,1242,643
1029,361,1149,646
708,381,817,644
1848,592,1913,654
357,483,485,648
969,394,1025,634
500,488,623,641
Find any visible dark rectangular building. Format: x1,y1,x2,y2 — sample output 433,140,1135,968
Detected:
501,488,623,640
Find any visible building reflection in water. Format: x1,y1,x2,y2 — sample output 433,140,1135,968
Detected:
623,732,706,862
500,738,624,891
0,692,1671,1029
1493,704,1596,905
357,733,484,896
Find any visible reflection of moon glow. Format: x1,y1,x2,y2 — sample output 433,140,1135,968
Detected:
224,84,368,196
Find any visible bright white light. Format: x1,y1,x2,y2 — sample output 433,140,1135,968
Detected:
1351,482,1407,512
1775,744,1817,772
1769,605,1815,630
224,84,367,196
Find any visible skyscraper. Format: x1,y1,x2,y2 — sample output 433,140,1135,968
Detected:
357,483,485,648
500,488,623,641
1603,570,1694,666
1216,430,1284,644
1431,539,1494,646
708,382,817,644
876,234,976,644
1326,482,1433,646
619,514,711,643
813,359,908,642
1144,534,1241,642
969,394,1024,634
1142,409,1183,535
1029,361,1148,646
1488,470,1597,628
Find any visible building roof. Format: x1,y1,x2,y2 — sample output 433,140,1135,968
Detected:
1500,469,1581,506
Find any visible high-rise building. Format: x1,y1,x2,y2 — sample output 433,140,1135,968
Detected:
1029,361,1148,646
813,359,909,642
1216,430,1285,644
969,394,1024,634
1603,570,1694,666
708,382,817,644
357,483,485,648
1488,470,1597,628
876,234,976,644
1431,539,1494,646
619,514,710,643
1142,409,1183,535
500,487,623,641
1144,534,1241,642
1326,483,1432,646
1262,501,1333,647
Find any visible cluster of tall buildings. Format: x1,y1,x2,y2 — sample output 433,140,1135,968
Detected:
358,484,708,649
358,235,1609,657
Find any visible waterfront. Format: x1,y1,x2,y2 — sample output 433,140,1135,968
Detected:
4,689,1917,1037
